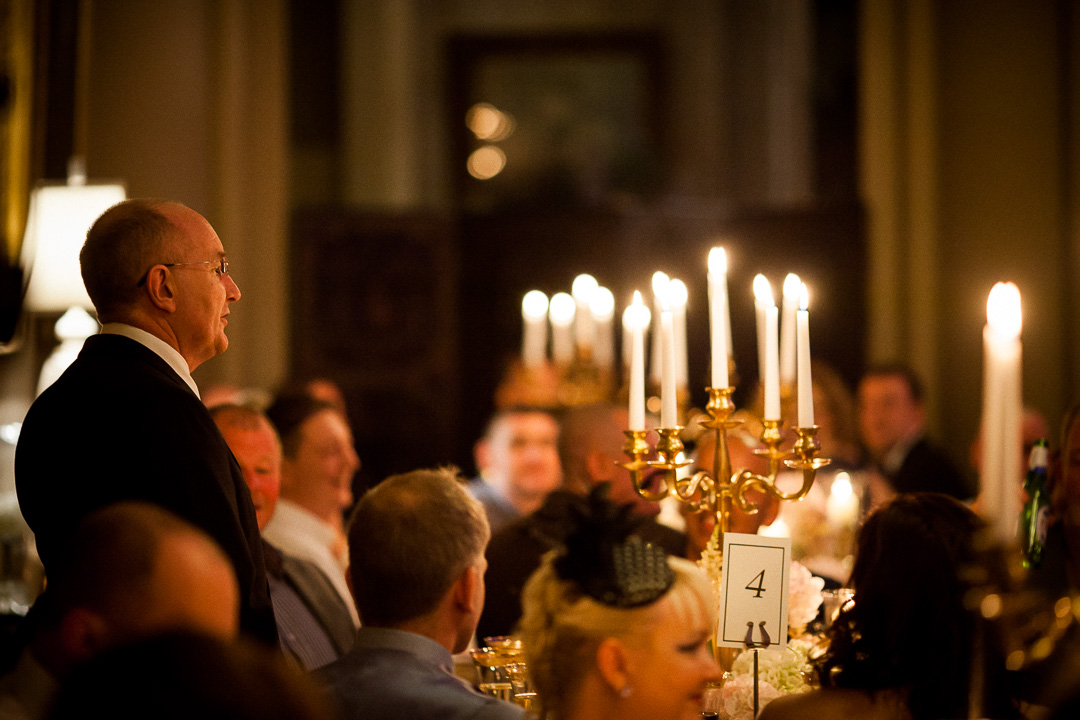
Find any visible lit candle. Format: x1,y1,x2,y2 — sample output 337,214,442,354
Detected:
753,274,772,385
764,303,780,421
572,274,598,357
549,292,576,365
628,291,646,430
708,248,729,389
521,290,549,369
780,273,801,389
650,271,670,386
654,277,677,428
980,282,1023,543
796,283,814,427
669,278,689,391
826,472,859,526
590,286,615,371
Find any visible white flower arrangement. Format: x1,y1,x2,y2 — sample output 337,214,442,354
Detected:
787,561,826,632
717,637,816,720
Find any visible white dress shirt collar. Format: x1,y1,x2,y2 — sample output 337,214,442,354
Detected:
99,322,200,398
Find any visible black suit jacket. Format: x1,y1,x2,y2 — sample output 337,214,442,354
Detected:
888,437,976,501
15,333,277,645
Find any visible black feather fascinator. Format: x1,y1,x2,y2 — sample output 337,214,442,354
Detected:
552,485,675,608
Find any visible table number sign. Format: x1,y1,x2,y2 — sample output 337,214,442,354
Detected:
717,532,792,649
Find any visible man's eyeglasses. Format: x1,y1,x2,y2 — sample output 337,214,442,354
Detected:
136,258,229,288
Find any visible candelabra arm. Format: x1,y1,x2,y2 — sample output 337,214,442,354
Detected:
771,425,831,501
731,470,769,513
622,428,690,503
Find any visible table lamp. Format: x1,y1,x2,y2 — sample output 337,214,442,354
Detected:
21,174,125,394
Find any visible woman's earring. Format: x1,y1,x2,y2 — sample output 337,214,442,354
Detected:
620,685,633,699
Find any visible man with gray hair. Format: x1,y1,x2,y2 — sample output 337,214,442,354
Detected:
317,468,522,720
16,199,275,645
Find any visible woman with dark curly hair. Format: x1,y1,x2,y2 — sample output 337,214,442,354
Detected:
762,492,1015,720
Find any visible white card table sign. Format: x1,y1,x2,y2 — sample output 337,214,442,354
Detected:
717,532,792,650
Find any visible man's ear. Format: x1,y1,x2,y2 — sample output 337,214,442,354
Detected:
474,439,491,477
452,565,482,615
144,266,177,312
595,636,632,694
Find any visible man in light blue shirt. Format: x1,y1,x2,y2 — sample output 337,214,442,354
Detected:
317,468,522,720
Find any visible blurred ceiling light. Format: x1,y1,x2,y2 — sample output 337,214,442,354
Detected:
467,145,507,180
466,102,515,141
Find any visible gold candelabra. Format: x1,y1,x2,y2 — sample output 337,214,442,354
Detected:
622,386,831,558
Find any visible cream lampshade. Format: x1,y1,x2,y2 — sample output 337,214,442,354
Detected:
22,178,126,394
22,181,126,312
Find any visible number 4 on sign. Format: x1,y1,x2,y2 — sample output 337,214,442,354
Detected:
745,570,767,598
718,532,792,649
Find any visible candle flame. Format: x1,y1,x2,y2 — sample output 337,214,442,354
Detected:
829,472,853,501
522,290,549,320
708,247,727,276
783,273,802,302
652,271,671,310
669,278,688,309
800,283,809,311
622,291,651,330
986,282,1022,339
590,286,615,321
548,292,576,326
572,274,598,304
753,274,774,306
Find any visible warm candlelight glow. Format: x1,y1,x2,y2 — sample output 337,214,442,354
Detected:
549,292,576,365
708,247,729,389
549,292,575,326
708,247,727,276
590,286,615,321
652,271,671,306
591,286,616,370
572,274,598,354
987,282,1022,339
622,302,651,331
783,273,802,303
780,273,801,386
521,290,550,368
628,290,646,431
826,472,859,525
981,281,1023,543
754,274,773,385
572,274,599,304
796,282,814,427
650,272,670,386
754,274,773,306
522,290,549,320
669,278,688,309
669,278,689,390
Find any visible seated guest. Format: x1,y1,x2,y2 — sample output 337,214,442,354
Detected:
50,631,333,720
0,503,239,720
317,468,523,720
858,364,975,501
518,487,721,720
760,493,1016,720
478,403,686,641
212,405,356,669
263,393,361,626
468,407,562,533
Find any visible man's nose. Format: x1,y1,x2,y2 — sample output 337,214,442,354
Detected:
225,274,241,301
